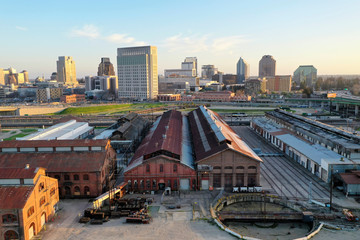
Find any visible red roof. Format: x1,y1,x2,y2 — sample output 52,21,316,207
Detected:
0,186,34,209
0,139,108,148
0,152,110,173
0,167,38,179
130,110,183,164
188,106,262,162
340,172,360,185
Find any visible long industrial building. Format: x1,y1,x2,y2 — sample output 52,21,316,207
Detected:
266,109,360,161
125,106,262,191
251,117,359,183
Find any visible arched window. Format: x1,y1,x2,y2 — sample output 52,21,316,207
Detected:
83,174,89,180
2,214,17,223
39,196,46,207
248,166,257,170
38,182,44,192
55,175,60,180
160,164,164,172
140,180,144,189
152,179,157,189
50,187,56,197
74,186,81,193
224,166,233,170
64,175,70,181
127,180,132,189
74,175,79,181
27,206,35,217
236,166,245,169
84,186,90,195
4,230,19,240
65,186,71,195
146,180,151,189
173,164,177,172
213,166,221,170
146,164,150,173
134,180,138,189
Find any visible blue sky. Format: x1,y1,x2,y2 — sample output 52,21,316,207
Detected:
1,0,359,79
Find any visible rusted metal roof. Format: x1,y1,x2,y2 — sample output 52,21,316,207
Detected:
0,167,38,179
0,186,34,209
340,172,360,185
125,110,194,172
188,106,262,162
0,152,110,173
0,139,109,148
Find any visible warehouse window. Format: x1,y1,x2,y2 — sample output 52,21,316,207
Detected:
83,174,89,180
2,214,17,223
39,196,46,207
27,206,35,218
224,166,233,170
55,175,60,180
213,166,221,170
74,175,79,181
236,166,244,169
248,166,257,170
173,164,177,172
38,182,44,192
64,175,70,181
84,186,90,195
146,164,150,173
160,164,164,173
50,187,55,197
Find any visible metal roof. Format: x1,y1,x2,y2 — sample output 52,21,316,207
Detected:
125,110,195,172
0,186,34,209
0,139,109,148
93,130,115,140
18,120,93,140
188,106,262,162
0,151,111,173
276,134,352,165
0,167,38,179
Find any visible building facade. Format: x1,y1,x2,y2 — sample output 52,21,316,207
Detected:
236,57,249,83
85,75,118,96
117,46,158,100
125,110,196,191
293,65,317,87
259,55,276,78
188,106,262,190
0,140,116,198
56,56,77,86
36,87,63,103
245,78,266,95
0,167,59,240
60,94,85,103
201,65,218,79
0,68,28,85
266,75,292,92
98,57,115,76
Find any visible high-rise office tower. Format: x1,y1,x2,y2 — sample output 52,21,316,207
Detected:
201,65,218,79
236,57,249,83
117,46,158,100
57,56,77,86
182,57,197,77
259,55,276,78
98,57,115,76
293,65,317,87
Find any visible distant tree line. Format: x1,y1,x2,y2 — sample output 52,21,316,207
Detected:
314,77,360,95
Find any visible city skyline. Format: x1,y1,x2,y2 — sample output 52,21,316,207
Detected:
1,0,360,79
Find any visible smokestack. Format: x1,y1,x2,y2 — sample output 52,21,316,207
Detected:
25,164,30,169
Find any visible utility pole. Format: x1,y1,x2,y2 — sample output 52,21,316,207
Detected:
329,165,333,212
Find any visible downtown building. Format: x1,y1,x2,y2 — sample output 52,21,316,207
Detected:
117,46,158,100
265,75,292,92
259,55,276,78
163,57,198,89
236,57,249,83
56,56,77,86
98,57,115,76
293,65,317,87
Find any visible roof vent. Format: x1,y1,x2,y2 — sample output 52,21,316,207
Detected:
340,157,344,162
162,134,167,139
25,164,30,169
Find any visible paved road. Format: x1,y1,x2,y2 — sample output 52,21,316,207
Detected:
233,126,330,201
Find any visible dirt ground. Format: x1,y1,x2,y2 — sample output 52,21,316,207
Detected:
37,197,359,240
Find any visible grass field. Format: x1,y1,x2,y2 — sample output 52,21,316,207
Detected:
55,103,168,115
210,108,274,114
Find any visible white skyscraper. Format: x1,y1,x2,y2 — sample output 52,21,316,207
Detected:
57,56,77,86
117,46,158,100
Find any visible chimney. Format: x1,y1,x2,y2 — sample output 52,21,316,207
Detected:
25,164,30,169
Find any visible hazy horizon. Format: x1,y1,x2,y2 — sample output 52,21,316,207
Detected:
1,0,359,79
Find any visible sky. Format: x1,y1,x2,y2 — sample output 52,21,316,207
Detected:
0,0,359,79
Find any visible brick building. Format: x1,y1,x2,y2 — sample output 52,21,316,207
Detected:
60,94,85,103
0,139,116,198
0,167,59,240
188,106,262,190
125,110,196,191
